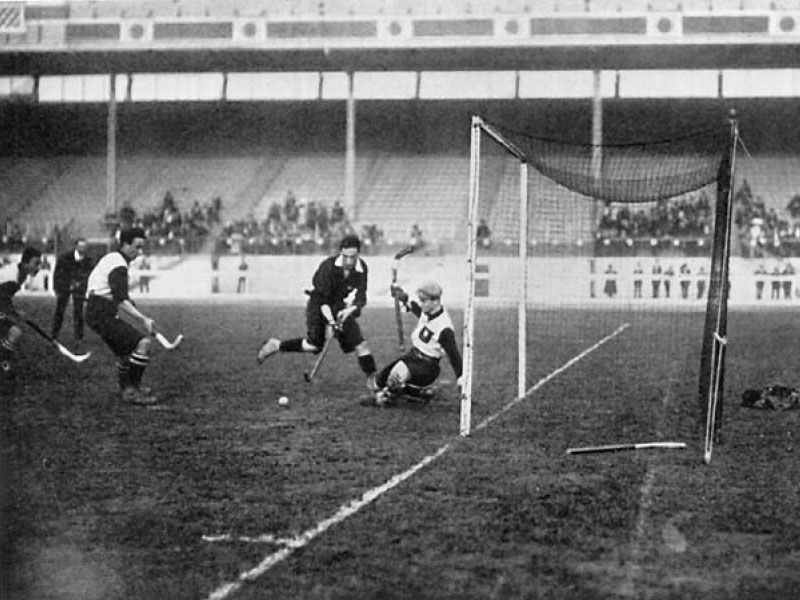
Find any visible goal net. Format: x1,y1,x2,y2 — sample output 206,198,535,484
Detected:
461,115,736,464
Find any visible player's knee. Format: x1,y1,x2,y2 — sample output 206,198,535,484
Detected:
135,337,152,357
387,362,410,390
7,325,22,342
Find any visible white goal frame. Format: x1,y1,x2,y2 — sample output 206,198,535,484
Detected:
461,115,529,437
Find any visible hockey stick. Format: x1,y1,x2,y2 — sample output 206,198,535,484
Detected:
153,330,184,350
391,245,415,350
303,327,335,383
24,318,92,363
566,441,687,455
303,289,358,383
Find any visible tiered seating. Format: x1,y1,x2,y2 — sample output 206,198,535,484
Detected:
0,158,64,222
356,154,468,245
116,157,271,222
251,154,370,220
15,157,107,238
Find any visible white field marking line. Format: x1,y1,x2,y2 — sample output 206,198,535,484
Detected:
204,322,630,600
473,322,630,433
202,534,299,546
619,356,684,597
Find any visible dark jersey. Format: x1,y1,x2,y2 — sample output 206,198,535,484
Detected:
0,264,25,314
308,254,368,316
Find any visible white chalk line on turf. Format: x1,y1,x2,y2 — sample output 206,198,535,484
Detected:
204,322,630,600
474,322,630,433
620,356,687,597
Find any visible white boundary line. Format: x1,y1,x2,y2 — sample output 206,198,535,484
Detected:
204,322,630,600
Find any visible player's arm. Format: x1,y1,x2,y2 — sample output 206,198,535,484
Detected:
352,262,368,316
439,328,463,380
390,285,422,317
109,266,155,333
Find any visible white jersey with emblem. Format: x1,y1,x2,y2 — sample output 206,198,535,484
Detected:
86,252,128,300
411,308,455,359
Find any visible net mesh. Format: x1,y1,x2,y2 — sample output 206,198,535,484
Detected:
465,118,733,457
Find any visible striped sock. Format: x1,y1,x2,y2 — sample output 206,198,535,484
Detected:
115,357,130,390
1,336,18,360
128,352,150,387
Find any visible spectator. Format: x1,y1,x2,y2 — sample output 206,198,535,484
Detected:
477,219,492,248
679,263,692,299
51,238,92,341
603,263,617,298
237,256,249,294
40,255,52,292
409,224,425,251
782,261,795,299
138,254,152,294
330,201,345,225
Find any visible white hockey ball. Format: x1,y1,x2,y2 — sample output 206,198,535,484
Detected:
278,396,289,406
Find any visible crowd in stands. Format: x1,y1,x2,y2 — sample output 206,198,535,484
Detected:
217,190,386,255
10,177,800,261
734,179,800,258
116,191,221,254
597,191,712,242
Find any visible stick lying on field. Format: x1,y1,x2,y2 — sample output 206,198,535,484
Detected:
566,441,687,455
24,318,92,363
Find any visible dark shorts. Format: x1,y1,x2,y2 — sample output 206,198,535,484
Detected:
0,313,16,338
379,349,440,388
306,301,364,353
86,296,143,357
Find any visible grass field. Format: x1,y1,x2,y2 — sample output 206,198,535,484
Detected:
2,297,799,600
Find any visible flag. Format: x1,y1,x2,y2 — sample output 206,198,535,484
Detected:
0,3,24,34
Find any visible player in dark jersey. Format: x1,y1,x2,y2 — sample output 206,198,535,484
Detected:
85,227,159,406
367,280,463,407
0,247,42,389
257,235,377,388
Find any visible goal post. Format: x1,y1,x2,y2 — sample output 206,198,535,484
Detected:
461,116,529,436
461,113,736,463
699,113,739,464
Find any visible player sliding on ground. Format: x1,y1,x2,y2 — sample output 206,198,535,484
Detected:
85,227,160,406
256,235,378,388
0,247,42,393
366,280,463,407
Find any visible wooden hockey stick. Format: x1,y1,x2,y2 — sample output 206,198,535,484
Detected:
391,245,415,351
566,441,687,455
154,330,184,350
24,318,92,363
303,327,335,383
303,289,358,383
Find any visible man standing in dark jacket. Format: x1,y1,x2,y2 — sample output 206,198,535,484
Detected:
51,238,92,340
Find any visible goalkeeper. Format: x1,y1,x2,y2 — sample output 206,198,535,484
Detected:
368,280,463,407
256,235,377,387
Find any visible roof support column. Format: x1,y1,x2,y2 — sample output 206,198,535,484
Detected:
345,71,356,221
106,73,117,236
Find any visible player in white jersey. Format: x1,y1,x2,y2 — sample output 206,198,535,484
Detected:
367,280,463,407
85,227,158,405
